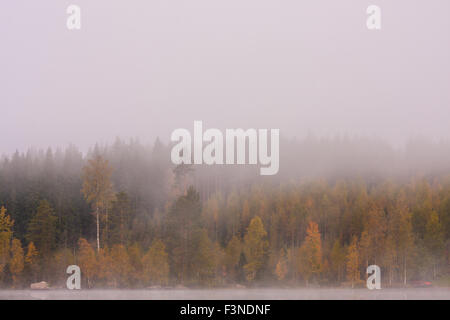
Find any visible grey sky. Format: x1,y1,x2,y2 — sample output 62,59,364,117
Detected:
1,1,449,154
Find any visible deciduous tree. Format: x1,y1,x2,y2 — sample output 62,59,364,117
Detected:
346,236,360,288
243,216,268,282
25,242,39,282
142,239,169,286
298,221,322,284
77,238,97,288
0,206,13,279
82,155,114,251
224,235,241,280
9,238,24,287
110,244,131,287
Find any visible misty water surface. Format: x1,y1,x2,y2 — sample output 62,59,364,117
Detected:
1,288,449,300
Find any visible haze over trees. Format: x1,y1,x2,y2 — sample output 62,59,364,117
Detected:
0,137,449,288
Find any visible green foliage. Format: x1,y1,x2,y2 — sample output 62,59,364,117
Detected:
0,140,449,288
167,186,202,283
26,200,57,261
109,192,132,246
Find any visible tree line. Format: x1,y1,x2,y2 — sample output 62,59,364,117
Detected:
0,138,449,288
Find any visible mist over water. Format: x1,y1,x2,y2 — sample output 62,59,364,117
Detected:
1,288,449,300
1,2,450,300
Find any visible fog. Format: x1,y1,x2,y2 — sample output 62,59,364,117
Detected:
1,288,449,300
1,1,450,155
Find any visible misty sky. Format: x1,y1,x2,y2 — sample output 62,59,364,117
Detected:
1,1,450,154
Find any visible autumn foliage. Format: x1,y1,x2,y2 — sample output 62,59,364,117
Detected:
0,145,449,288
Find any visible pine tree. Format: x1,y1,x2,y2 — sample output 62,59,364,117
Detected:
167,186,202,283
109,192,131,246
26,200,57,263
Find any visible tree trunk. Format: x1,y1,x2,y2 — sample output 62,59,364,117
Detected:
403,258,407,286
389,267,392,286
433,263,436,279
96,207,100,252
105,207,109,247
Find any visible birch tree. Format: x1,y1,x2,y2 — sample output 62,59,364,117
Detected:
82,155,114,251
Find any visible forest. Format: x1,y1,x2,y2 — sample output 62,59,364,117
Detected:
0,136,449,288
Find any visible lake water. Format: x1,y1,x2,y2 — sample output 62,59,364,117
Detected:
1,288,449,300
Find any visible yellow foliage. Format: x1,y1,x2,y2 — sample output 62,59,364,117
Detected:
9,238,24,286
